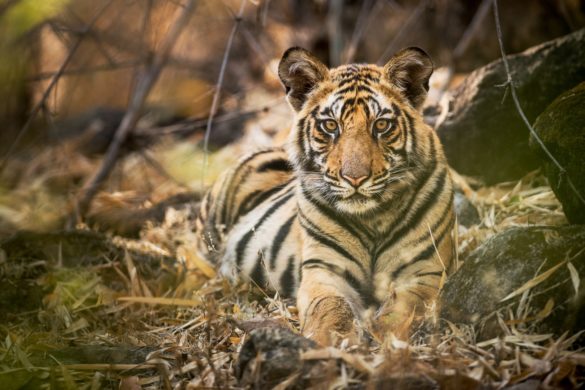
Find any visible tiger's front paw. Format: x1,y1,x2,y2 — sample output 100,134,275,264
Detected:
301,296,358,345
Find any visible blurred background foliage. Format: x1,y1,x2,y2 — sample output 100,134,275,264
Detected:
0,0,583,233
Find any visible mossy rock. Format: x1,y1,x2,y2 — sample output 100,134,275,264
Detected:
440,225,585,341
530,82,585,224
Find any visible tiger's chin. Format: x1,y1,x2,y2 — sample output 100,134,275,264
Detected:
334,195,380,215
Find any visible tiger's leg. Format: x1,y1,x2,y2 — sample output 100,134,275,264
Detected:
375,232,454,340
296,267,361,345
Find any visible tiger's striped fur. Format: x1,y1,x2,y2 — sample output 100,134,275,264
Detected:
195,47,455,344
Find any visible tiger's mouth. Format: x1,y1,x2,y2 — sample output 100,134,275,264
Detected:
345,192,370,201
334,192,381,214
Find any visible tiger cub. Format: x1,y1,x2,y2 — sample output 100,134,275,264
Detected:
196,47,455,344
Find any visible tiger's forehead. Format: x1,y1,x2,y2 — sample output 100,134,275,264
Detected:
329,63,383,82
315,64,400,119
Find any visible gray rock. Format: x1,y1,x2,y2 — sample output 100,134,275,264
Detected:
237,327,317,389
436,29,585,184
440,225,585,341
530,83,585,224
454,191,481,228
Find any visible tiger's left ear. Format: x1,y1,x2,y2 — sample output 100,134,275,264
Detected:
278,47,329,112
383,47,433,110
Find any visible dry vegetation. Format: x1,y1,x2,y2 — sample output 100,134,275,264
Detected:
1,0,584,388
1,161,581,388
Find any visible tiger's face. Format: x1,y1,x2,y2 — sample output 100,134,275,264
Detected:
279,47,434,215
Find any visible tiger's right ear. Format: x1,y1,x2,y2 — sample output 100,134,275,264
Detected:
278,47,329,112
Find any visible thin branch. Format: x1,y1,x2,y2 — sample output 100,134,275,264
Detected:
75,0,198,219
343,0,376,64
201,0,247,186
27,61,142,81
327,0,344,67
376,0,428,65
493,0,585,206
135,98,284,139
453,0,492,59
0,0,115,173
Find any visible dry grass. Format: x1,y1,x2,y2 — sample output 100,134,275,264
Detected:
0,123,582,389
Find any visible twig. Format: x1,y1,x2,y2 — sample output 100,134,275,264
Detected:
0,0,115,173
493,0,585,206
201,0,247,186
453,0,492,59
343,0,376,63
376,0,428,65
65,7,117,66
327,0,344,66
74,0,197,220
27,61,142,81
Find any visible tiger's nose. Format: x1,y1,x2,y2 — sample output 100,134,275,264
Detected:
340,172,369,188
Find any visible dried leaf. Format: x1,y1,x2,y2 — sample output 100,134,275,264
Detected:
177,246,216,279
500,261,566,302
535,298,555,321
63,317,90,334
566,262,580,296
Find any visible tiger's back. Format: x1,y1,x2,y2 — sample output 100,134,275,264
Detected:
195,148,302,296
195,47,454,344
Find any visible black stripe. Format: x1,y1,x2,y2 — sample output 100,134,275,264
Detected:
302,258,337,271
221,149,277,225
299,217,367,276
280,255,296,297
328,95,346,109
416,271,443,277
342,270,379,307
256,158,292,173
383,128,402,144
250,251,267,288
270,215,296,269
236,179,294,217
390,212,453,280
236,189,261,216
399,116,408,158
335,84,374,96
297,117,307,162
391,103,402,117
362,101,371,117
300,184,373,245
377,167,448,257
380,108,392,116
301,259,377,307
404,111,416,155
235,191,295,266
376,154,436,231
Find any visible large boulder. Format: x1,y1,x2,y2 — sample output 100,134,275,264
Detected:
530,83,585,224
436,29,585,184
440,225,585,341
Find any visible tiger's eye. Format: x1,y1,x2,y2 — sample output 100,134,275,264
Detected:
323,120,338,132
374,118,392,134
375,119,388,130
